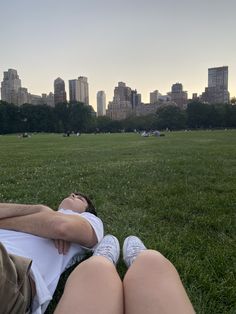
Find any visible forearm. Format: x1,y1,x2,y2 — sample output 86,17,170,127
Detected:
0,210,98,247
0,203,52,219
0,211,60,239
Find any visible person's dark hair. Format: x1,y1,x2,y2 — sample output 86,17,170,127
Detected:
74,192,97,216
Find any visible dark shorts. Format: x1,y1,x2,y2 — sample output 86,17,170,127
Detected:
0,242,32,314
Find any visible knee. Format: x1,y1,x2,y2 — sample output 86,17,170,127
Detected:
64,256,116,288
132,250,177,274
71,256,116,277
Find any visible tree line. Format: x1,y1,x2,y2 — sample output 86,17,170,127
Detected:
0,100,236,134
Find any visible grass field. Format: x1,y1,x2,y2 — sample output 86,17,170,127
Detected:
0,130,235,313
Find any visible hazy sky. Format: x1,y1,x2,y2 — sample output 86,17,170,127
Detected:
1,0,235,109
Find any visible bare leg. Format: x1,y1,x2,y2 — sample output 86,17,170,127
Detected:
123,250,195,314
54,256,123,314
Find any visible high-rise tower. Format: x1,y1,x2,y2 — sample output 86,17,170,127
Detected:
201,66,229,104
78,76,89,105
97,91,106,116
207,66,229,103
168,83,188,108
69,79,79,102
150,90,161,104
1,69,22,104
106,82,134,120
54,78,67,105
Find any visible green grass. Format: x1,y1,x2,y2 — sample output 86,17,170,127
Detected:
0,130,235,313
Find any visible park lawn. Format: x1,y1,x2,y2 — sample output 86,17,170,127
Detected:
0,130,235,314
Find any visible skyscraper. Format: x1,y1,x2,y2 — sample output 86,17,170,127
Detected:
114,82,132,102
69,79,79,102
97,91,106,116
206,66,229,103
1,69,22,104
78,76,89,105
131,89,141,108
106,82,134,120
149,90,171,105
18,88,29,105
150,90,161,104
168,83,188,108
42,92,54,107
54,78,67,105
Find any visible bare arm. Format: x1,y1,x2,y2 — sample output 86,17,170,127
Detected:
0,210,97,248
0,202,52,219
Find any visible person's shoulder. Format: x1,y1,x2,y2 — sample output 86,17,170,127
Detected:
81,212,104,242
58,208,103,226
81,212,103,223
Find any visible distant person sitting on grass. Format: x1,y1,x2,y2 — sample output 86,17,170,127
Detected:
54,235,195,314
0,192,103,314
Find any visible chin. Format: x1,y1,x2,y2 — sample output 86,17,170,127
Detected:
59,198,73,210
59,198,85,213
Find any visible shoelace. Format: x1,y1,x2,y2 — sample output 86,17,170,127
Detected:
96,244,116,262
126,245,144,260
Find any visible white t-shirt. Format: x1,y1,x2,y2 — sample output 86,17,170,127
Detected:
0,209,104,314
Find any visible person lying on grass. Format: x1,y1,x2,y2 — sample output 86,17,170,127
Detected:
0,192,103,314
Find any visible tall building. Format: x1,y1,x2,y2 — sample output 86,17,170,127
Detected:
168,83,188,109
69,79,79,102
41,92,54,107
150,90,161,104
1,69,54,106
131,89,141,109
106,82,144,120
68,76,89,105
107,82,176,119
114,81,132,102
29,94,42,105
54,78,67,105
97,91,106,116
106,82,133,120
201,66,229,104
27,92,55,106
78,76,89,105
1,69,22,104
150,90,171,105
18,87,30,105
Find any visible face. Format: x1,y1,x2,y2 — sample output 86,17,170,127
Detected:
58,193,88,213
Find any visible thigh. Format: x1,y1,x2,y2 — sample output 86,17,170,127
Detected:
55,256,124,314
123,250,195,314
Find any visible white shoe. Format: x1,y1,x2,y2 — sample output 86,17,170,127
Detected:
123,236,146,267
93,235,120,265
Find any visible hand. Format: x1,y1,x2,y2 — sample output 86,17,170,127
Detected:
53,239,71,255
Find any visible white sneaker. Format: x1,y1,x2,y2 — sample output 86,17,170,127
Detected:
123,236,146,267
93,235,120,265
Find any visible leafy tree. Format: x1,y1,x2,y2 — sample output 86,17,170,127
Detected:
225,104,236,128
96,116,114,132
54,103,69,133
0,101,20,134
122,114,158,131
0,99,235,134
230,97,236,105
68,102,95,133
156,105,187,130
187,102,212,128
109,119,123,132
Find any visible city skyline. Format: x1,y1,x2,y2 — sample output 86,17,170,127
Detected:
1,0,236,109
